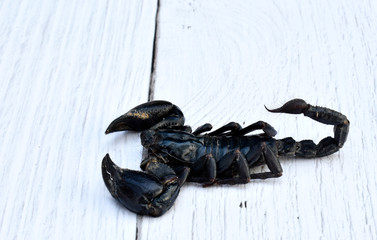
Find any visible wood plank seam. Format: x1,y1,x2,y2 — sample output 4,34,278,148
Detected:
137,0,160,238
148,0,161,101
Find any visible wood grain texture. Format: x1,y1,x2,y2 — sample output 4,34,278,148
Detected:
0,0,157,239
1,0,377,239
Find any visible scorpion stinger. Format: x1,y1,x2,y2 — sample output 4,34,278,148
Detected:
102,99,349,216
266,99,350,157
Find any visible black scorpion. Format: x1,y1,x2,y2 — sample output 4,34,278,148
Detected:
102,99,349,217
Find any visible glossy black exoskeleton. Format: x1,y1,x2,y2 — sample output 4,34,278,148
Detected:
102,99,349,217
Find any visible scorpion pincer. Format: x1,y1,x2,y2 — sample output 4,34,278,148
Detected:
101,99,349,217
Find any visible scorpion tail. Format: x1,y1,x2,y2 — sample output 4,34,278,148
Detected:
266,99,349,158
105,101,185,134
102,154,182,217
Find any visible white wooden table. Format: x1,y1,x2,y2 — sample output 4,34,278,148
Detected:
1,0,377,239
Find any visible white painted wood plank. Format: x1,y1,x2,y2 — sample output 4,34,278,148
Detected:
0,0,157,239
140,0,377,239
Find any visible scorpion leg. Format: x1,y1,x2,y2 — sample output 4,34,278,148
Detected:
213,150,251,185
171,165,191,186
192,123,213,135
207,122,242,136
188,151,250,186
105,100,185,134
266,99,350,157
233,121,277,137
206,121,277,137
189,154,217,185
245,144,263,167
102,154,183,217
249,143,283,179
214,144,282,182
140,156,191,186
194,120,265,137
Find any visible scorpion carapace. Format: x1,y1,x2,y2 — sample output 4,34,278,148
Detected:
102,99,349,217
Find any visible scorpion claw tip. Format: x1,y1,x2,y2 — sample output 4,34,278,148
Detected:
105,115,136,134
102,154,122,198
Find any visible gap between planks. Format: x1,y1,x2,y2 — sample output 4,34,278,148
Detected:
148,0,161,102
137,0,160,239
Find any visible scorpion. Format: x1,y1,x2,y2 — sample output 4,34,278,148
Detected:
102,99,349,217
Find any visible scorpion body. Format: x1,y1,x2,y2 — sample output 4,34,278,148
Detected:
102,99,349,217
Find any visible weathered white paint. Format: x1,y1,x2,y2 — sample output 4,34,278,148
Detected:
0,0,157,239
1,0,377,239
